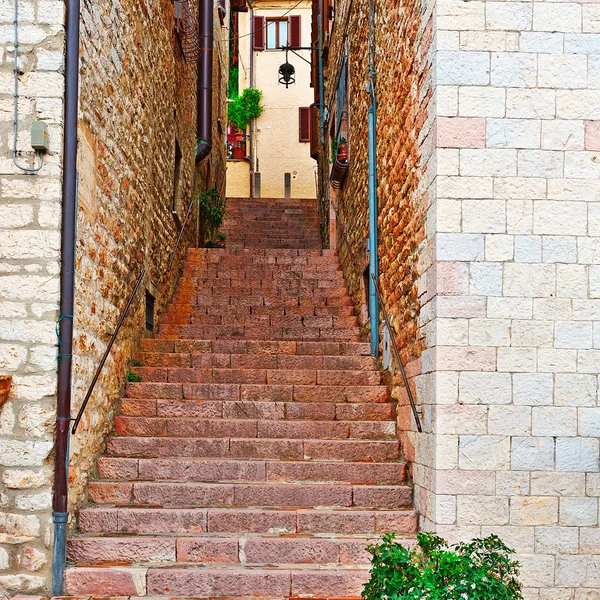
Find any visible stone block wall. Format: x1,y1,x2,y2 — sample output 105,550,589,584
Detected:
0,0,65,592
0,0,228,593
322,0,600,595
420,0,600,594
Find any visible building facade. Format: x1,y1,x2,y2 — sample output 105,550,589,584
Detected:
0,0,228,593
314,0,600,595
226,0,316,199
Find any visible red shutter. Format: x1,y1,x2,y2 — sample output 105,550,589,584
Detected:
253,16,265,50
289,15,301,48
299,107,310,142
309,104,319,159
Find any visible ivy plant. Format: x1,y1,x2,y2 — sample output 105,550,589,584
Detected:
363,533,522,600
198,187,227,244
228,87,264,131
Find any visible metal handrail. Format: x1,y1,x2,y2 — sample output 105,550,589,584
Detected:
370,274,422,433
71,267,145,434
330,200,422,432
168,196,196,270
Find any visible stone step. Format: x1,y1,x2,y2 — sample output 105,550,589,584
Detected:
124,382,389,403
161,313,359,328
139,339,371,356
113,417,395,439
106,437,401,462
67,533,415,566
157,324,361,342
170,293,355,308
64,564,370,597
136,352,376,370
128,368,380,386
78,506,418,535
96,458,406,484
87,480,413,508
120,399,394,421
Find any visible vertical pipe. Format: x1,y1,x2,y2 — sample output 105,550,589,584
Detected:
52,0,80,593
249,1,254,196
368,98,379,356
195,0,214,163
317,3,324,143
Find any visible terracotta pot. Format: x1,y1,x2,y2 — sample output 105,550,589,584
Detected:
0,375,12,406
232,146,245,159
337,143,349,163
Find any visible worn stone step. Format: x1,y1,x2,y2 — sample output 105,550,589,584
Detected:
96,457,406,484
67,533,416,566
139,339,371,356
120,398,394,421
106,437,401,462
87,480,413,509
113,417,395,440
136,352,377,371
124,382,389,403
64,564,370,597
78,506,419,535
129,367,380,386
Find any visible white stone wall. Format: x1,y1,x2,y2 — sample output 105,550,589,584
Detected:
416,0,600,595
0,0,64,594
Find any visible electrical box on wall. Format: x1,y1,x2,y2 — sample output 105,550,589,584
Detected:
31,121,49,151
382,320,391,370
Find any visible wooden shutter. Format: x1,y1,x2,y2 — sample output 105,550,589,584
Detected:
299,107,310,142
253,16,265,50
289,15,301,48
309,104,319,159
310,0,318,89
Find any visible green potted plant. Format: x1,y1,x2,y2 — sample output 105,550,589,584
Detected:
198,187,227,247
363,533,523,600
228,87,264,131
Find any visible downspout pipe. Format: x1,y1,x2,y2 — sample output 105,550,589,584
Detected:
367,90,379,357
248,0,254,196
196,0,214,163
52,0,81,594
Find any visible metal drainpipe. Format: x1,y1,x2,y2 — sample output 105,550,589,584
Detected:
248,0,254,196
196,0,214,163
52,0,81,593
367,90,379,356
317,0,324,144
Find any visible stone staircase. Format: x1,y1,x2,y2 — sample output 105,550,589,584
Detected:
63,197,417,599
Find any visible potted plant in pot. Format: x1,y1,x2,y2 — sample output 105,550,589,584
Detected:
330,137,349,189
363,532,523,600
232,131,246,159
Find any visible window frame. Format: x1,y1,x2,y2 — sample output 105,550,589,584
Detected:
265,18,289,50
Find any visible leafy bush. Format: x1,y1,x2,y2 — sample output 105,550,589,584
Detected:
127,371,142,383
228,88,264,131
228,66,239,99
363,533,522,600
199,187,227,244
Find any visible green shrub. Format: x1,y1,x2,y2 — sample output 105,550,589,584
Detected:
228,66,239,99
363,533,522,600
198,187,227,244
228,88,264,131
127,371,142,383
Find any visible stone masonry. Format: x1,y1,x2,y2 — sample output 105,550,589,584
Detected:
0,0,228,594
320,0,600,596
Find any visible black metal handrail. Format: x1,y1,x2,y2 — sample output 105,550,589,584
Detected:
71,267,145,434
330,200,422,432
370,273,422,432
168,196,196,270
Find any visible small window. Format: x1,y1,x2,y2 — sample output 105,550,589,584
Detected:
145,291,155,333
266,19,288,49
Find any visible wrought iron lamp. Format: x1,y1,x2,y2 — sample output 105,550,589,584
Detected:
278,61,296,87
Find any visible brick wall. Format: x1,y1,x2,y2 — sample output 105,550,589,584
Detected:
0,0,228,593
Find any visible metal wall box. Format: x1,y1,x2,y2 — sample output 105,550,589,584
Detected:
31,121,50,151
